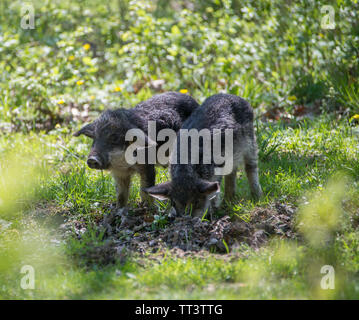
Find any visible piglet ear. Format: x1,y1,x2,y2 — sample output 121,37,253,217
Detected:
143,182,171,201
73,123,95,138
198,180,220,196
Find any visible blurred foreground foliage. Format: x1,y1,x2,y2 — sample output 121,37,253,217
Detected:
1,0,359,299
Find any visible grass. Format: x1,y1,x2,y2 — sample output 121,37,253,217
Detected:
1,115,359,299
1,0,359,300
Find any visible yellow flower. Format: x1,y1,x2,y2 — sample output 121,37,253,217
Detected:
90,95,95,100
350,114,359,121
57,99,65,105
179,89,188,94
55,124,61,129
76,80,84,86
288,95,297,101
114,86,122,92
83,43,91,50
68,55,75,61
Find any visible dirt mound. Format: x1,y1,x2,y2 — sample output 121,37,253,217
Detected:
61,202,297,264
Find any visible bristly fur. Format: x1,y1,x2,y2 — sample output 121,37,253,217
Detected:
94,91,197,136
74,91,199,208
145,93,263,217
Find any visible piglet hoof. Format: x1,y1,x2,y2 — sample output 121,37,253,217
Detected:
252,189,263,200
116,206,129,217
167,207,177,222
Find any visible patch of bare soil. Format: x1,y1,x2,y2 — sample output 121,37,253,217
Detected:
59,202,297,264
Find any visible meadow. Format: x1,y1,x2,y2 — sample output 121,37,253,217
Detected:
1,0,359,299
